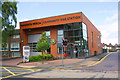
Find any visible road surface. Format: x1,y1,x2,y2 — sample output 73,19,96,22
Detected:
1,52,119,79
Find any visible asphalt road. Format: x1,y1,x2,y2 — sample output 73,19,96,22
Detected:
1,52,119,79
72,52,119,71
17,52,118,79
0,66,39,79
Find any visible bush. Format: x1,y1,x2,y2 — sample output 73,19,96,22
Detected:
29,55,42,62
94,51,98,56
109,49,117,52
29,54,53,62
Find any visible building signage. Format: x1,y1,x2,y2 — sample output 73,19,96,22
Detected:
21,16,81,26
51,39,57,45
23,46,30,62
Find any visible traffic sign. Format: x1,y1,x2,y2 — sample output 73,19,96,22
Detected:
62,38,68,47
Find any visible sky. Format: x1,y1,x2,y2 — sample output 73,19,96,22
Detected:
16,1,118,45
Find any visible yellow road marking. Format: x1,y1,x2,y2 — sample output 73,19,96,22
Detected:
77,53,111,69
0,53,111,79
52,53,112,70
17,65,36,68
0,67,43,79
2,69,42,79
87,52,111,67
2,67,15,76
2,66,42,72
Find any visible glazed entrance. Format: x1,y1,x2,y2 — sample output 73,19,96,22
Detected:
63,22,89,58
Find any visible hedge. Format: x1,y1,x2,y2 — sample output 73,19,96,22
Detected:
29,54,53,62
109,49,117,52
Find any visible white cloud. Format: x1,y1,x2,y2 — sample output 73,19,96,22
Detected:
97,12,118,45
98,21,118,45
104,13,118,23
97,10,114,14
19,19,31,22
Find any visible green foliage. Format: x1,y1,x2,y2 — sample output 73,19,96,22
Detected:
29,54,53,62
29,55,42,62
42,54,53,60
109,49,117,52
102,49,107,53
2,1,17,29
1,0,17,48
36,32,50,52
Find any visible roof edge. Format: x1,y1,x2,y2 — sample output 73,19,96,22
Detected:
20,12,82,23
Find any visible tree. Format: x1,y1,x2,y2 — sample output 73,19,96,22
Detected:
36,32,50,64
1,0,17,49
36,32,50,53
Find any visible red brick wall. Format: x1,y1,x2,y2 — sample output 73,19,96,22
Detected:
81,13,101,55
20,12,102,57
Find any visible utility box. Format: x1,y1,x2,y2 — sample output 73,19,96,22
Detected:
23,46,30,62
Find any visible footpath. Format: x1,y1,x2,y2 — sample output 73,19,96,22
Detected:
2,53,109,70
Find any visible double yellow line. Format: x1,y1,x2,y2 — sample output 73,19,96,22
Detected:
80,52,111,68
52,53,111,70
0,53,111,79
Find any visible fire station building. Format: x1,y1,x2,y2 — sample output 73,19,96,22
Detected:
20,12,102,58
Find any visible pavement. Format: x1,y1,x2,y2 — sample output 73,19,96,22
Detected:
23,69,118,78
1,52,109,69
1,58,23,66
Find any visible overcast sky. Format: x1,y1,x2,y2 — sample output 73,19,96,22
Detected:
16,1,118,45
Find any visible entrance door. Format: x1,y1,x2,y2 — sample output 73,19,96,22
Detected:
66,43,80,58
66,44,74,58
74,46,79,58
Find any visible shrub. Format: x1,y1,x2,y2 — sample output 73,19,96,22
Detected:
29,54,53,62
29,55,42,62
94,51,98,56
109,49,117,52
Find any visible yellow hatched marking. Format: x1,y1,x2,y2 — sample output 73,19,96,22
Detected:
1,67,42,79
2,67,15,76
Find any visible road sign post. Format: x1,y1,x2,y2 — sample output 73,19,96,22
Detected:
62,38,68,66
62,47,64,66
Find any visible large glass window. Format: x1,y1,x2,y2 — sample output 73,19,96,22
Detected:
12,34,20,38
45,30,51,53
58,30,63,43
10,42,20,51
98,41,101,48
46,30,50,36
82,23,87,30
63,22,89,58
2,52,9,56
57,29,63,54
12,52,21,57
82,23,88,56
0,43,8,51
82,23,87,38
83,30,87,37
45,30,51,43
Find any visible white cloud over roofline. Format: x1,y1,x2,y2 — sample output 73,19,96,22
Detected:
98,21,118,45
